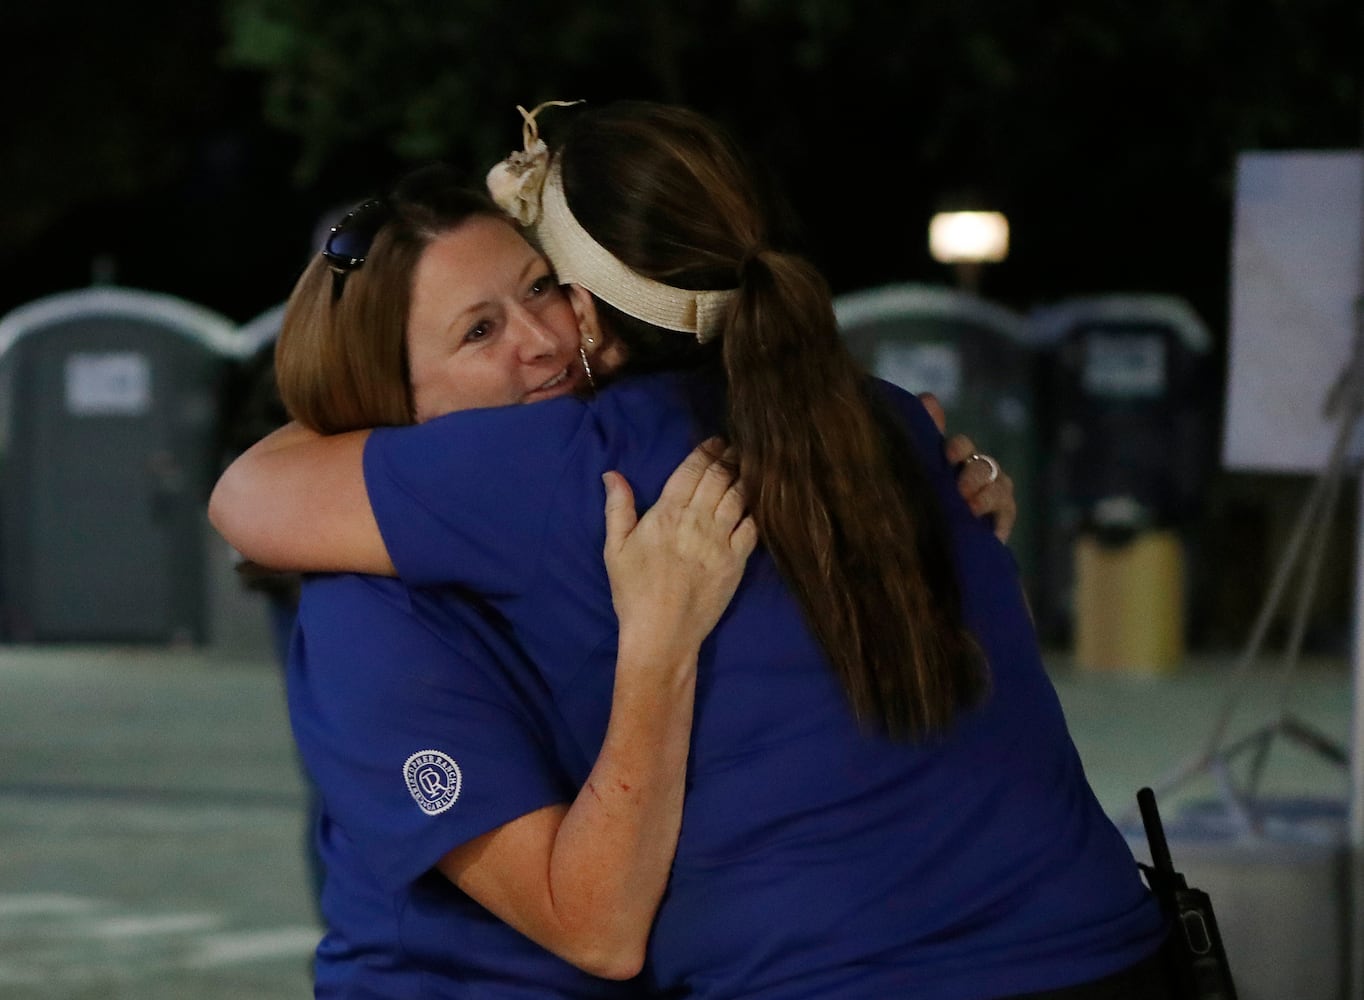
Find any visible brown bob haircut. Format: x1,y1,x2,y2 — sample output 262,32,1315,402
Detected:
275,165,506,434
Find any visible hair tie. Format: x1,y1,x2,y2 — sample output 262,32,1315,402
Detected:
739,247,771,282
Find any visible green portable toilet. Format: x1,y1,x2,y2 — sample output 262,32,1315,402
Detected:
833,282,1040,604
1028,293,1217,668
0,287,237,642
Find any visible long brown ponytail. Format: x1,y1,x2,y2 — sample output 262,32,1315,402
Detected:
559,101,986,739
725,248,985,737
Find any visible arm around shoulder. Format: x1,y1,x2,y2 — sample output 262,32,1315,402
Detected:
207,421,396,575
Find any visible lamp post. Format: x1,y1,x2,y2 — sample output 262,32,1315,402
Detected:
928,210,1010,294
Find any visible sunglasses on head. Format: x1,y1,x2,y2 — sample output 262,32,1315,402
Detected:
322,198,390,300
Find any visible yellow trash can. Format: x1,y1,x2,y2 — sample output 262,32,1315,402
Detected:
1073,529,1184,674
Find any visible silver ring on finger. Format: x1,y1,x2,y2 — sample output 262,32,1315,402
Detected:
967,453,1000,485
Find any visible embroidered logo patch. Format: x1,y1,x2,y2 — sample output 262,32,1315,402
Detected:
403,749,462,816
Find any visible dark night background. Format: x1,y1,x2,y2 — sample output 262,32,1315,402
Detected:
7,1,1359,328
2,0,1361,650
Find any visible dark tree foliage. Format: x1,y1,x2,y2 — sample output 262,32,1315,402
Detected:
218,0,1364,338
2,2,314,320
2,0,1359,333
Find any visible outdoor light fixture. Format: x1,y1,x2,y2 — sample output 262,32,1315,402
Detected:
928,211,1010,265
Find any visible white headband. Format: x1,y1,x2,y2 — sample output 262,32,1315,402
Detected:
486,102,738,344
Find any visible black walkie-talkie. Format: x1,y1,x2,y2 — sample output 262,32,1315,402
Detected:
1136,787,1239,1000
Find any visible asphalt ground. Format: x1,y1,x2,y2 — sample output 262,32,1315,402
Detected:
0,637,1355,999
0,644,317,999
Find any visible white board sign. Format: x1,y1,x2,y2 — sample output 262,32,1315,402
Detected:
1222,150,1363,473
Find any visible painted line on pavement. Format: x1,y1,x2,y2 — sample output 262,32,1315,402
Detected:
81,912,223,938
181,926,321,967
0,894,100,918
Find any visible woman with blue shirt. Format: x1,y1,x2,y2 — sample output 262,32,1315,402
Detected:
226,169,758,995
213,101,1168,998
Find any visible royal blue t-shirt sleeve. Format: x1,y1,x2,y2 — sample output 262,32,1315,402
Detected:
873,378,1021,566
362,396,592,592
289,574,572,892
872,380,970,510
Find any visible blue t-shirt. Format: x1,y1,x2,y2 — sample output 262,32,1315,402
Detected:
291,574,637,998
360,370,1167,999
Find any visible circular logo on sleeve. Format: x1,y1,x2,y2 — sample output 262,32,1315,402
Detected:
403,750,462,815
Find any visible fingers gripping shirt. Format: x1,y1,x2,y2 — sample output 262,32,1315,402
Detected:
363,374,720,756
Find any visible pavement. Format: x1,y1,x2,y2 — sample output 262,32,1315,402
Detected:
0,635,1356,1000
0,644,317,1000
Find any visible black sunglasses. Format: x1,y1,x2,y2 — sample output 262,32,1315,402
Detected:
322,198,390,300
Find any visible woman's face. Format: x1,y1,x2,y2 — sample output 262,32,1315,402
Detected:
406,215,588,421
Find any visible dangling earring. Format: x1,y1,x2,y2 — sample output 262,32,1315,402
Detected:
578,345,597,391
